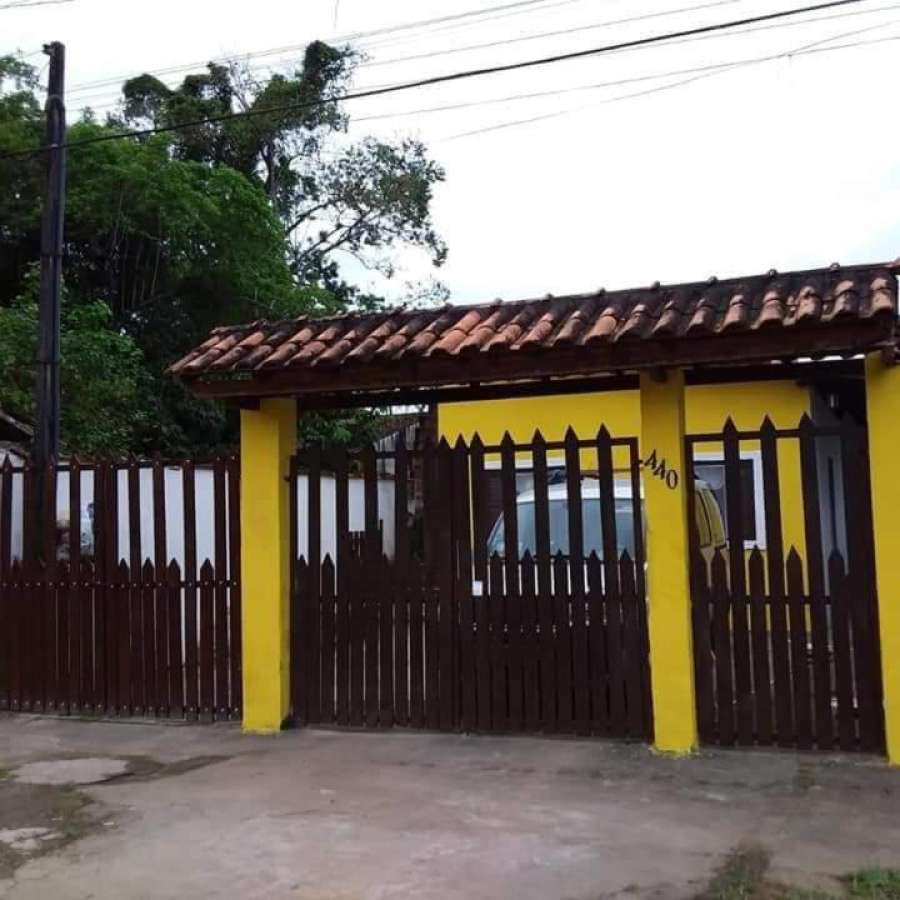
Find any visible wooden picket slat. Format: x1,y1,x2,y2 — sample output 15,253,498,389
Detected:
153,457,170,717
67,458,82,714
488,552,506,731
321,556,336,724
307,447,323,725
365,561,380,729
746,549,771,745
469,434,493,731
153,557,168,716
798,416,833,751
0,459,11,582
339,450,359,728
760,418,793,748
227,457,242,718
394,432,410,727
66,550,82,716
710,550,735,745
395,561,409,727
349,555,365,728
213,459,228,719
499,434,521,730
335,553,350,726
141,559,157,716
786,548,813,751
619,553,645,738
552,551,573,732
454,438,476,733
408,559,425,729
563,429,590,735
0,459,11,711
81,556,96,714
21,558,34,712
182,462,198,720
722,419,753,746
424,561,440,731
292,556,309,725
828,552,856,751
167,560,184,718
601,549,626,737
690,549,715,742
9,561,23,711
436,439,456,731
198,559,215,722
531,431,555,732
840,419,881,753
586,553,610,734
521,551,540,733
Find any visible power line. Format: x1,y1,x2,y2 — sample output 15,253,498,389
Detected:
360,0,745,68
441,20,898,140
62,0,890,111
66,0,892,113
343,19,900,127
0,0,74,8
60,0,749,108
0,0,875,161
67,0,897,117
63,0,584,97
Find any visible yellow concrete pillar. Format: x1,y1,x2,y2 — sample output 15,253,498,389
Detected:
240,397,297,733
639,369,698,754
864,353,900,765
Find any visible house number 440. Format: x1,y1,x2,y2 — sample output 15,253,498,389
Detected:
641,449,679,490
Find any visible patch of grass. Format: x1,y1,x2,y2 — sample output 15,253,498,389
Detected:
0,841,23,880
49,787,93,844
697,845,772,899
696,856,900,900
844,870,900,899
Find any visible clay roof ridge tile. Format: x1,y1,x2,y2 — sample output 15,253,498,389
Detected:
552,295,598,345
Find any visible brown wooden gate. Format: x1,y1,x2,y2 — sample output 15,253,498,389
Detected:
0,456,241,721
291,428,652,739
687,416,884,753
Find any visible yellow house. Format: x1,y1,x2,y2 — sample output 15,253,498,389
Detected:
437,380,810,558
170,260,900,766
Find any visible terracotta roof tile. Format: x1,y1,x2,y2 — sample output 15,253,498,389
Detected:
168,262,899,386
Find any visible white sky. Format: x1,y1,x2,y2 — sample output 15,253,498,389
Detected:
4,0,899,305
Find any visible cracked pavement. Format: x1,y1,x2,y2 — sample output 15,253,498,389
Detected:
0,714,898,899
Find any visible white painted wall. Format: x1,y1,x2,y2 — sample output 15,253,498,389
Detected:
2,463,396,571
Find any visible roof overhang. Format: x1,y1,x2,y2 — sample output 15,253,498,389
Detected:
170,263,899,408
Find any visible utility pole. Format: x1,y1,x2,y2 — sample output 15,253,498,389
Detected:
33,41,66,558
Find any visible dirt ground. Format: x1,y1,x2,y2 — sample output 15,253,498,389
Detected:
0,714,898,900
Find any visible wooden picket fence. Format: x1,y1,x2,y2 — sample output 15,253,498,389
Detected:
292,428,652,739
0,456,241,721
294,548,650,737
688,416,884,753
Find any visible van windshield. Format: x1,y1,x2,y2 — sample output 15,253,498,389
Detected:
486,498,637,559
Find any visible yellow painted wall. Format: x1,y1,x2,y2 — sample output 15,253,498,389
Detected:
640,371,697,753
438,380,810,560
865,354,900,765
240,398,297,733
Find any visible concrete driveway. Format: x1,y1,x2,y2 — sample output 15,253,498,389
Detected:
0,715,898,899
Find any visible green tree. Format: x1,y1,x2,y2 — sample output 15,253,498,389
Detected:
0,45,447,455
0,269,147,455
117,45,447,291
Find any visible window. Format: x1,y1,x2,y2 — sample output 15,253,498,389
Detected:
693,452,765,549
486,496,638,560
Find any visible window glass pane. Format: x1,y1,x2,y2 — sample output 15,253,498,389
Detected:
694,459,756,543
486,497,636,559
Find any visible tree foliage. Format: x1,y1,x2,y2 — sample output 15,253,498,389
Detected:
0,268,146,454
0,46,447,455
